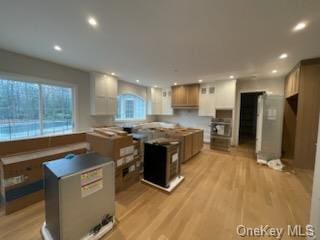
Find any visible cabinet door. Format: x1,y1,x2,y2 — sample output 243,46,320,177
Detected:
161,90,173,115
95,75,107,97
285,67,300,98
293,67,300,95
172,86,187,106
105,76,118,98
187,84,200,106
106,97,116,115
199,86,215,116
93,97,108,115
214,80,236,108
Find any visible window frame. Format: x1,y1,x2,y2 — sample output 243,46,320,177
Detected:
0,71,77,141
115,93,146,122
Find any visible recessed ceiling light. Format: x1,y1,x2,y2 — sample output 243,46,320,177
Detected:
279,53,288,59
154,85,158,88
111,72,116,76
198,79,203,83
174,82,177,85
136,80,140,83
229,75,234,79
272,70,278,74
88,17,98,27
53,45,62,51
293,21,307,31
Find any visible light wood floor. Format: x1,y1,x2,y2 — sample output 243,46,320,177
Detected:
0,146,313,240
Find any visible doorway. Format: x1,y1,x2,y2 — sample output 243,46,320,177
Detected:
239,92,264,150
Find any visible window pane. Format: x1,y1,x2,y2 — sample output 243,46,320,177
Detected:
0,79,40,140
42,85,73,135
116,94,146,120
125,100,134,118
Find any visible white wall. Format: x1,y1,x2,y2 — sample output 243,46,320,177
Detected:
234,78,285,145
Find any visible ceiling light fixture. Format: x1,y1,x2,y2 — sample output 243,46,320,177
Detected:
53,45,62,51
111,72,116,76
88,17,98,27
154,85,158,88
174,82,177,85
279,53,288,59
136,80,140,83
198,79,203,83
293,21,307,31
229,75,235,79
272,70,278,74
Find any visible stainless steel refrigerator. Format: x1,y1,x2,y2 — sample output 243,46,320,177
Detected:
256,94,284,161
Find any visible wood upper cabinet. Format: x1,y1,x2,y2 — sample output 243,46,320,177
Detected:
285,66,300,98
171,84,199,108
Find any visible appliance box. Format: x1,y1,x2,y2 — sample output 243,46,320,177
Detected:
143,139,180,188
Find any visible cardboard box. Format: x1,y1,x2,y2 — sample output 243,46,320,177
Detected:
115,156,141,193
86,132,133,160
0,140,88,214
0,132,86,156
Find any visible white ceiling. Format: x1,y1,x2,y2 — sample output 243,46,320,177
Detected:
0,0,319,87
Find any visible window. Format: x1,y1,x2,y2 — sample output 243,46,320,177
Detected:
0,77,74,141
116,94,146,121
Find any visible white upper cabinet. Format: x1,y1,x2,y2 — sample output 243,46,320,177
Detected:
161,89,173,115
199,84,216,116
147,87,173,115
198,80,236,116
147,87,162,115
214,80,236,109
90,72,118,115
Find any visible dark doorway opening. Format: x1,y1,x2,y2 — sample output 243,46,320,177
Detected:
239,92,264,149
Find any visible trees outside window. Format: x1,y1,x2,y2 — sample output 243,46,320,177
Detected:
0,78,74,141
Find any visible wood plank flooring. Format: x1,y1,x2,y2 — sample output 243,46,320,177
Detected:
0,146,313,240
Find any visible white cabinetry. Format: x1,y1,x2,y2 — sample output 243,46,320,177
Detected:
147,88,173,115
147,87,162,115
161,88,173,115
199,84,216,116
214,80,236,109
90,72,118,115
198,80,236,116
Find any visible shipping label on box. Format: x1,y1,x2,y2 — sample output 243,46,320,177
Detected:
80,168,103,186
129,164,136,172
117,158,124,167
81,180,103,198
172,153,179,163
125,155,134,164
134,149,138,156
120,145,134,157
4,175,27,188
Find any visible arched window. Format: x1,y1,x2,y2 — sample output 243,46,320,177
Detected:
116,94,146,121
